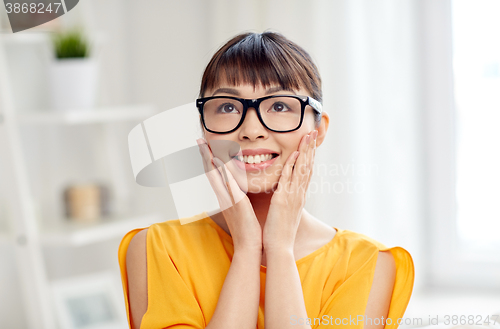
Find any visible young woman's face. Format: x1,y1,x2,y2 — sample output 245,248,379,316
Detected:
202,83,319,194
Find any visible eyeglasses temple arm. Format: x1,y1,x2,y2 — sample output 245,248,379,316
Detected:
308,97,323,114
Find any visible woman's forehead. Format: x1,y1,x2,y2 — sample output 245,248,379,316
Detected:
207,82,306,96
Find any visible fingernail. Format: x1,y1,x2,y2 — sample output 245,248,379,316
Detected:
196,138,203,145
306,134,310,144
313,130,318,140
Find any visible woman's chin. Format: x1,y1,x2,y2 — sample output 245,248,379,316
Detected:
245,179,279,195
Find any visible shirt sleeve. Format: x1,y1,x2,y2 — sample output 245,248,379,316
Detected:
118,225,206,329
312,249,378,329
379,246,415,329
312,246,414,329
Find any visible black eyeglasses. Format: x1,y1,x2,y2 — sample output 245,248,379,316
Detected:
196,95,322,134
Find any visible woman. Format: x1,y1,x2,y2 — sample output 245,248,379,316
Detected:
119,31,414,329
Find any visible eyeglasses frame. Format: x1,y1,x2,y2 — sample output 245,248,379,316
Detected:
196,95,323,134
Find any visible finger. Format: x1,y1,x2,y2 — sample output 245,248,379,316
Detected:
222,159,247,203
198,139,245,207
198,139,231,185
296,130,317,193
209,159,238,211
197,139,234,207
199,140,225,186
225,157,249,194
305,130,316,174
299,134,313,193
277,151,299,194
291,132,311,187
213,157,247,206
213,158,235,206
212,157,244,194
305,130,318,189
197,138,215,173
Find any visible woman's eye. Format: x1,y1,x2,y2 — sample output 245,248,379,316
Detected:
271,102,289,112
218,103,238,113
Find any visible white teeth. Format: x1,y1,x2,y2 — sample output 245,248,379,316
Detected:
238,154,275,164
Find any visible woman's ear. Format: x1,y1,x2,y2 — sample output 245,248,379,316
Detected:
315,112,329,148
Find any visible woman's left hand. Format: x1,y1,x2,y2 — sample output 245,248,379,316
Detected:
263,129,318,252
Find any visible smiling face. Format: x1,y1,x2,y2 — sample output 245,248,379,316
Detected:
202,82,325,194
198,32,328,194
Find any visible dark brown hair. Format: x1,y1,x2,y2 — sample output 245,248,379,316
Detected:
199,31,322,125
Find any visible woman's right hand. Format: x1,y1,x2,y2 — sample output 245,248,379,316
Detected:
197,138,262,252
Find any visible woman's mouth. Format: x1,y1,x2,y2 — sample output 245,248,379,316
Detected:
232,153,279,171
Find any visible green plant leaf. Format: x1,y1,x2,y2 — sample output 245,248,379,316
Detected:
52,28,90,59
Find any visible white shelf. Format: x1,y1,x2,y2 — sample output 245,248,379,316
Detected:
16,104,158,125
0,30,107,45
0,31,49,44
0,213,162,247
40,213,162,247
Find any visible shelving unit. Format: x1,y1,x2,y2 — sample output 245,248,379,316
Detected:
0,23,160,329
0,212,161,247
40,213,160,247
18,104,157,125
0,30,48,44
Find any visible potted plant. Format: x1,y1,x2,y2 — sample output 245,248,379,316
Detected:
49,28,98,111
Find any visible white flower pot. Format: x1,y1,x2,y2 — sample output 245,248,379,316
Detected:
49,58,98,111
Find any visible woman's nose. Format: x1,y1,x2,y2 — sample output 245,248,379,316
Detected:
238,107,268,141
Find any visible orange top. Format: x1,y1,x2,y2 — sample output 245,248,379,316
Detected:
118,211,414,329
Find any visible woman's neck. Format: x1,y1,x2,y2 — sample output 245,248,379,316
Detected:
208,192,311,241
246,192,273,227
247,192,310,238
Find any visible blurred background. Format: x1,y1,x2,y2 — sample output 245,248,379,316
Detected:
0,0,499,328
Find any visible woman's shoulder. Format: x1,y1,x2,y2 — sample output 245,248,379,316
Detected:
149,213,217,242
337,229,414,268
124,212,210,239
125,228,149,281
335,228,414,287
336,228,391,253
127,228,148,255
305,211,384,251
329,227,412,274
122,228,148,329
338,230,415,321
120,212,225,265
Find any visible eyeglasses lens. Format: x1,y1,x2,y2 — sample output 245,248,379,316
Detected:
203,97,302,133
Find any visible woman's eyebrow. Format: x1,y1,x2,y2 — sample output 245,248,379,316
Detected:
211,86,297,96
212,88,239,96
265,86,297,95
